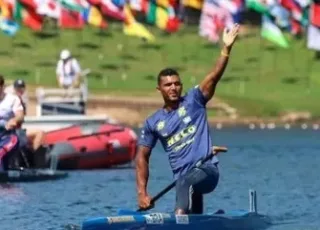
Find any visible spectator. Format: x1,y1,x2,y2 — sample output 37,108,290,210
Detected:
56,49,82,89
5,79,28,113
5,79,45,153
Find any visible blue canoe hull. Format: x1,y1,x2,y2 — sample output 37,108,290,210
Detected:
82,209,271,230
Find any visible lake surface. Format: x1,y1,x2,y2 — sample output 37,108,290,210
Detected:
0,127,319,230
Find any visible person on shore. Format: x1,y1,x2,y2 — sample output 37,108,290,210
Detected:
56,49,82,89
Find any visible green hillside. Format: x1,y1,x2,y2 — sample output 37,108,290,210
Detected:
0,24,319,117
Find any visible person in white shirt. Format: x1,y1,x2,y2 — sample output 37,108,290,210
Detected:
0,75,25,170
56,49,82,89
5,79,45,153
5,79,28,112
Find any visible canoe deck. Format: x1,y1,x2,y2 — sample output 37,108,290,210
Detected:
81,190,271,230
82,210,271,230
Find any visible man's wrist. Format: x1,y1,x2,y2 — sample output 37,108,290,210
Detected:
138,189,147,196
221,45,232,57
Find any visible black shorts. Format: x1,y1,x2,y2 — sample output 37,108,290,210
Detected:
15,129,29,148
175,162,219,214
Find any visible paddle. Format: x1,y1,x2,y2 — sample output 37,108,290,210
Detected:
136,146,228,212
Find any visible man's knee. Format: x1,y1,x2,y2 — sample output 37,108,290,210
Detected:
175,168,204,213
37,130,45,139
175,164,219,214
195,163,219,194
27,129,45,139
175,184,204,214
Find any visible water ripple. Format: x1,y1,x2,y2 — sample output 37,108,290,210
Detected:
1,128,319,230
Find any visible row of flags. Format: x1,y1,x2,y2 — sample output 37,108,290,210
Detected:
0,0,181,41
0,0,319,50
246,0,320,50
199,0,320,50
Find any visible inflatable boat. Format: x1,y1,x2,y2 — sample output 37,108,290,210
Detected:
43,121,138,170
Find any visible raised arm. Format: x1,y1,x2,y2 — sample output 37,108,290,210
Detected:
199,24,240,101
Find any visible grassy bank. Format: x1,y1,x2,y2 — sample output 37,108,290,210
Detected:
0,24,319,117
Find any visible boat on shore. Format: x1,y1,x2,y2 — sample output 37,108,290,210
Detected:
24,85,138,170
22,115,138,170
67,190,271,230
44,121,137,170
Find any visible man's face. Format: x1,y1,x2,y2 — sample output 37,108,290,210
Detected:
62,57,71,63
15,86,25,96
157,75,183,103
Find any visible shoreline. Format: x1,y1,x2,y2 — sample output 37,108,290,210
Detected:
82,95,319,127
78,103,320,128
26,91,319,128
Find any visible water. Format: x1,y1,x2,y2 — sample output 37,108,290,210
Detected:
0,127,319,230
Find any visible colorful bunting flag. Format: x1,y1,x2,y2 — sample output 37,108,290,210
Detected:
261,15,289,48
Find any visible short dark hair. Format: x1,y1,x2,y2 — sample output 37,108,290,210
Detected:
157,68,179,85
0,75,4,86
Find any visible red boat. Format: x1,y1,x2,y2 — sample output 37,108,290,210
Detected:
43,122,138,170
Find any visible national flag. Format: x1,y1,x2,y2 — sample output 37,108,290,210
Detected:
145,1,180,33
58,0,86,12
261,15,289,48
310,1,320,27
0,0,11,18
82,5,107,28
102,0,125,20
37,0,61,19
59,6,85,29
182,0,203,10
123,4,155,41
199,0,234,43
245,0,270,14
14,0,43,31
307,24,320,51
0,17,19,36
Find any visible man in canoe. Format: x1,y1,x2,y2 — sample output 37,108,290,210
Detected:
5,79,46,154
0,75,25,171
136,24,240,215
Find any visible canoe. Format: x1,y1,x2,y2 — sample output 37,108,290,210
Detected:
0,168,68,183
77,190,272,230
81,211,270,230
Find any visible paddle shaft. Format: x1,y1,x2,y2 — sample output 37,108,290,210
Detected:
136,148,224,212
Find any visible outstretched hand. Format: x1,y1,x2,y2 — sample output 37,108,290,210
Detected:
222,24,240,48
